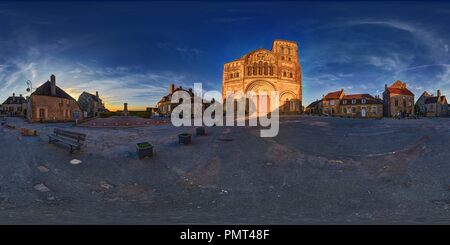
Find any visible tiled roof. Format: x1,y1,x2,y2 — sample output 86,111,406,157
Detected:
386,80,414,96
341,94,382,105
2,95,27,105
32,81,76,100
306,100,322,108
424,96,446,104
324,90,344,100
387,87,414,96
80,92,100,102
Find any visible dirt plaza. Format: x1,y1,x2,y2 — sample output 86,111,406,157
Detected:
1,115,450,224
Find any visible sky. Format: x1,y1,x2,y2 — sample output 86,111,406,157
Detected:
1,1,450,110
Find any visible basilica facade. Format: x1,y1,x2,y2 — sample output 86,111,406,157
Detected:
222,39,302,113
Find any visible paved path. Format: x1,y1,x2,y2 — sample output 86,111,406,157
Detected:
0,116,450,224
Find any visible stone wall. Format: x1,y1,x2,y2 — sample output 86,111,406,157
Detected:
28,95,83,122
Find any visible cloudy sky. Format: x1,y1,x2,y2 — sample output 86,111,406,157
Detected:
1,1,450,110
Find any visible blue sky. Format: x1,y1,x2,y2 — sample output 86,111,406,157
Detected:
1,1,450,110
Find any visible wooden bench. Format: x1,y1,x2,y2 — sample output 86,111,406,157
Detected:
48,128,86,153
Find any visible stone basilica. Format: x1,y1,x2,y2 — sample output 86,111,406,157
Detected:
222,39,302,113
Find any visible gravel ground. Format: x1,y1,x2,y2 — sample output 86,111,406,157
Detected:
1,115,450,224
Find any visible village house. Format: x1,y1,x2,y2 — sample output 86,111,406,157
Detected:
382,80,415,117
322,89,344,116
1,93,27,116
415,90,448,117
305,99,322,115
77,91,107,118
27,74,83,123
340,94,383,118
157,83,210,116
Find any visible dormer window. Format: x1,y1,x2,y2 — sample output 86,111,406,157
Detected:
361,98,366,104
352,99,356,104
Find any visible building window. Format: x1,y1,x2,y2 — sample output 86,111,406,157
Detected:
361,98,366,104
352,99,356,104
288,57,292,61
343,108,347,114
394,99,398,106
247,67,252,76
330,100,335,106
235,72,239,78
264,62,268,75
371,106,377,113
343,100,347,105
352,107,356,113
283,71,286,77
281,56,285,60
39,108,45,119
269,66,274,76
289,72,293,78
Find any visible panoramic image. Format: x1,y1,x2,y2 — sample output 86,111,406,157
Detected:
1,0,450,234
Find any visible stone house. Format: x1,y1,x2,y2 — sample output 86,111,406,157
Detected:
305,100,322,115
1,93,27,116
340,94,383,118
27,74,83,123
157,83,210,116
383,80,415,117
415,90,448,117
77,91,106,118
415,91,431,116
322,89,344,116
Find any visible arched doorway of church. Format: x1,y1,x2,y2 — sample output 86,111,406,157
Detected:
280,92,297,113
245,80,276,116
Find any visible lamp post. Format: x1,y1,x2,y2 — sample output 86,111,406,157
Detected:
26,80,33,94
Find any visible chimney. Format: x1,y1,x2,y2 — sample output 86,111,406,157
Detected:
12,93,15,99
385,84,388,90
170,83,175,94
19,94,22,97
437,89,441,98
96,91,99,99
50,74,56,96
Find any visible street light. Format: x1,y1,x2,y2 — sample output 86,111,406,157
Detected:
26,80,33,93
